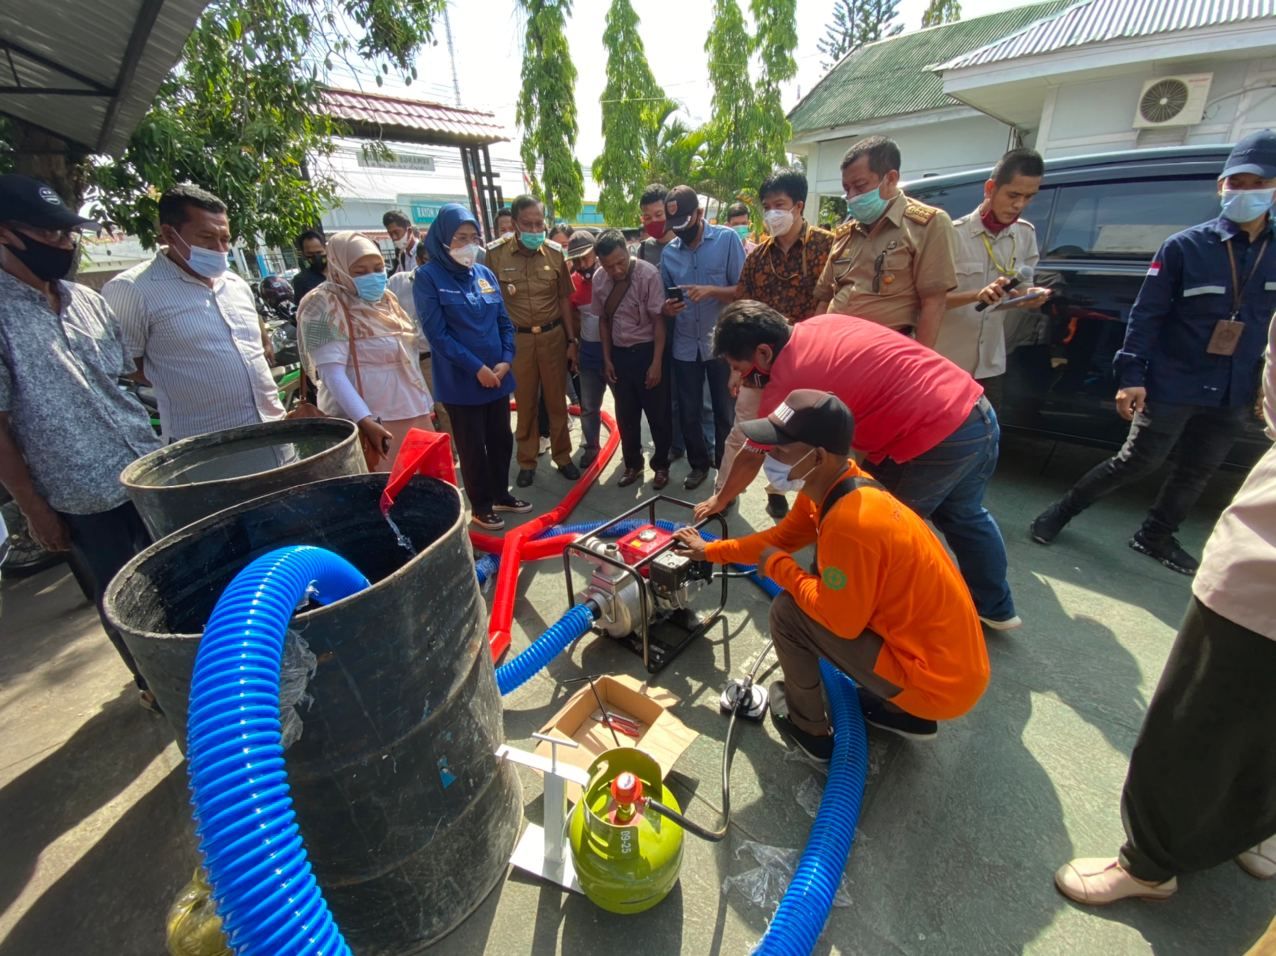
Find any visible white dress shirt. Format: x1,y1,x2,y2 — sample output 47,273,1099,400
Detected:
103,251,285,442
935,211,1041,380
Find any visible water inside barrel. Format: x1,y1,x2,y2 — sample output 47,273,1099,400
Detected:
148,436,340,486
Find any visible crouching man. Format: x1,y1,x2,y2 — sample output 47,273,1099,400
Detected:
673,389,989,756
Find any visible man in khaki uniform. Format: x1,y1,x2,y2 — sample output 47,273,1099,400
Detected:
936,148,1053,410
485,195,580,485
813,136,958,347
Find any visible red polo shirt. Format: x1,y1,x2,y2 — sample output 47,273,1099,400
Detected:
757,314,984,463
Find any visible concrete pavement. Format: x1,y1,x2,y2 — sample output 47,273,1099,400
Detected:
0,425,1270,955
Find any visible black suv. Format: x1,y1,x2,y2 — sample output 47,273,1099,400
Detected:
906,145,1267,470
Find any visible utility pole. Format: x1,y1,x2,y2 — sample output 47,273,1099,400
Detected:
443,4,462,107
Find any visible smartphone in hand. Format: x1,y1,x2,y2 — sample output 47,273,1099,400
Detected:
665,286,685,302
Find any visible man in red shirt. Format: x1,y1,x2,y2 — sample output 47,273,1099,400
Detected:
696,302,1018,629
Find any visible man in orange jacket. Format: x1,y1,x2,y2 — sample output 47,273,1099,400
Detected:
674,389,989,758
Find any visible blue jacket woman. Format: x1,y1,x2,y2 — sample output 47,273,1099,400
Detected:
415,204,530,530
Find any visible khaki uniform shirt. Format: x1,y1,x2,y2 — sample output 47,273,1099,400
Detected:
934,210,1040,379
814,192,958,331
484,236,573,330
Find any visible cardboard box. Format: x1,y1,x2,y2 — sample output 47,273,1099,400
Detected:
533,674,698,802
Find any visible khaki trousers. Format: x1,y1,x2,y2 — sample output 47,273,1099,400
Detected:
513,324,571,469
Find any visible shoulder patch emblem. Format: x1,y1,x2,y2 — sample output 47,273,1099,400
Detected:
822,566,847,591
477,277,495,294
903,199,938,225
833,219,858,240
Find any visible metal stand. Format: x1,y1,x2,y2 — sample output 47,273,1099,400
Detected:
561,495,729,673
497,733,591,894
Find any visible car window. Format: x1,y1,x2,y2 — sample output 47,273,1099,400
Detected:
907,179,985,218
1043,178,1220,259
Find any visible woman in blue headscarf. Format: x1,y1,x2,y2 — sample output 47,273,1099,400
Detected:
415,204,530,530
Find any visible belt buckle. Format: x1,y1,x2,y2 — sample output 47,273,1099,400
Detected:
530,323,544,334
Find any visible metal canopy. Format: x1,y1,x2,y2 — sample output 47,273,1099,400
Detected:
0,0,210,155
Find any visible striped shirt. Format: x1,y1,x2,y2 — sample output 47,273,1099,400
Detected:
103,252,284,442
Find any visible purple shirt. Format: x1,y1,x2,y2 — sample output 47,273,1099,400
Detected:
590,257,666,348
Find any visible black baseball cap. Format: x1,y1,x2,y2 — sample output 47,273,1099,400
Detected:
0,175,99,231
1222,129,1276,179
741,389,855,456
664,185,700,231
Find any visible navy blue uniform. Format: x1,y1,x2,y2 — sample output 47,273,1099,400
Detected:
1116,216,1275,406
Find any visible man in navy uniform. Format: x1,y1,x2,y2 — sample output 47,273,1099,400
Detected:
1031,130,1276,574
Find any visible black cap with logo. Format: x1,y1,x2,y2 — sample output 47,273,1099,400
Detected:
0,175,99,231
664,185,700,231
740,389,855,456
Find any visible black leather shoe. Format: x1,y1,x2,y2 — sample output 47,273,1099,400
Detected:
578,449,598,469
652,469,670,490
558,462,581,480
516,468,535,488
684,469,709,490
766,494,789,520
618,467,643,487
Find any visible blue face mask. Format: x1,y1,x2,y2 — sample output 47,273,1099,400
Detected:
352,271,387,302
173,232,229,279
845,186,889,224
1221,187,1275,224
519,231,546,251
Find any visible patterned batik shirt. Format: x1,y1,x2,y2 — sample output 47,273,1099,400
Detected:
737,222,835,323
0,270,161,514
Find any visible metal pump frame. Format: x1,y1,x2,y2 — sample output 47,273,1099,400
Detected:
561,495,729,672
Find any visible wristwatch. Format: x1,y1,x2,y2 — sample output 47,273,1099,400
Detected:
568,338,579,345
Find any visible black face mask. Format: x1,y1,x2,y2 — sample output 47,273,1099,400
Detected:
308,254,327,272
7,232,75,283
673,218,701,245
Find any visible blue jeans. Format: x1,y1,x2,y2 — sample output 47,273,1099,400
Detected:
865,397,1014,621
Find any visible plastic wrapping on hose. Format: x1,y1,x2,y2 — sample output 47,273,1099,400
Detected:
753,660,868,956
795,776,823,819
475,553,499,592
721,841,851,913
165,869,231,956
278,631,317,750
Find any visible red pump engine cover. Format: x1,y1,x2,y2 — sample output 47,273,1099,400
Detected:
617,524,674,573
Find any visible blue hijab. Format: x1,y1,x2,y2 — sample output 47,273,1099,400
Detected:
424,203,480,276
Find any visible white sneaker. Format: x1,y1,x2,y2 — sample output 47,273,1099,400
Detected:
538,436,551,456
1238,837,1276,879
980,614,1023,631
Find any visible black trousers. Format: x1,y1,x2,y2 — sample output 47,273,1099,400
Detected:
60,501,152,691
673,356,734,471
1063,402,1245,538
609,340,672,470
445,398,514,515
1120,597,1276,882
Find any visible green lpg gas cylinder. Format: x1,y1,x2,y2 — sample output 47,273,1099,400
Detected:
568,748,684,914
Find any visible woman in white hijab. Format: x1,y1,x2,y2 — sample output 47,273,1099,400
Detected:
297,231,433,470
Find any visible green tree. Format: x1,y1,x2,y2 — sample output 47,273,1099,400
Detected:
516,0,584,220
702,0,765,204
640,103,708,191
7,0,446,248
921,0,962,27
751,0,799,175
817,0,903,71
592,0,665,226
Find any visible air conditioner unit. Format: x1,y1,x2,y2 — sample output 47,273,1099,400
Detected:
1133,74,1213,128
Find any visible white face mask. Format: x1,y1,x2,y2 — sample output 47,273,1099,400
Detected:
764,448,816,492
394,234,411,251
763,209,795,236
173,232,229,279
449,243,481,269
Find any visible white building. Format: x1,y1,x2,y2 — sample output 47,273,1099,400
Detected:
789,0,1276,222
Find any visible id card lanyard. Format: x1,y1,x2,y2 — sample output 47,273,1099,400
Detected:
1226,236,1270,323
981,231,1017,277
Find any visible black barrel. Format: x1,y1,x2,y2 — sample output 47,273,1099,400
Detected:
120,418,367,539
103,474,521,953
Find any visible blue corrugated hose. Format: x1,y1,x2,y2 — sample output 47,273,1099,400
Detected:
753,660,867,956
494,603,596,696
186,545,369,956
